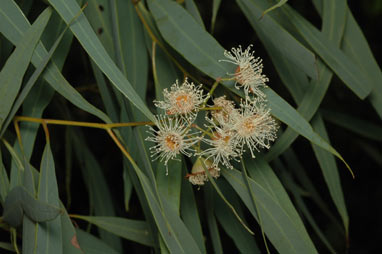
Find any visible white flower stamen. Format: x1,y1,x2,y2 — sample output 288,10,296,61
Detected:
220,45,269,98
146,115,200,174
154,78,208,122
198,117,241,169
232,99,278,158
211,96,239,125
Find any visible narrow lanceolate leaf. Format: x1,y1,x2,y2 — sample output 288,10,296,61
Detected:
281,5,372,99
279,169,337,253
180,166,206,253
76,229,120,254
215,181,260,254
311,114,349,233
0,7,51,129
223,168,318,254
22,157,38,254
128,157,202,253
247,158,313,243
73,216,154,247
1,15,68,136
211,0,222,32
36,144,62,254
264,88,352,175
261,0,288,17
60,206,83,254
0,0,111,124
204,185,223,254
341,10,382,118
156,155,182,215
184,0,205,29
47,0,155,122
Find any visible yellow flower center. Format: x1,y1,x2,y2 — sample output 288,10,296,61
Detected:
164,134,180,151
238,116,258,137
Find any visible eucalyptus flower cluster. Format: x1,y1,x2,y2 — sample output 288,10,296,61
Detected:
146,46,278,185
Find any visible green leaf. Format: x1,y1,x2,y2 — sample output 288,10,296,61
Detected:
127,156,202,253
180,166,206,253
265,89,353,176
156,159,182,214
46,0,155,122
60,206,83,254
76,229,119,254
204,185,223,254
35,144,62,254
1,13,68,136
341,10,382,118
247,158,312,242
73,215,154,247
211,0,221,32
0,7,52,129
261,0,288,17
0,0,111,124
281,4,373,99
2,186,62,227
278,168,337,253
21,156,38,254
311,114,349,233
282,148,344,233
223,168,318,254
184,0,205,29
3,138,24,189
215,181,260,254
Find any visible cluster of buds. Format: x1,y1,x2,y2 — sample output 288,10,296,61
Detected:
146,46,278,185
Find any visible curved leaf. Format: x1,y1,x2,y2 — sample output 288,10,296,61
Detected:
46,0,155,122
223,168,318,254
73,215,154,247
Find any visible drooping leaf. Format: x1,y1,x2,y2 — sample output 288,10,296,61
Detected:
35,144,62,254
0,0,111,124
223,168,318,254
72,215,154,247
311,114,348,233
0,7,52,129
46,0,155,122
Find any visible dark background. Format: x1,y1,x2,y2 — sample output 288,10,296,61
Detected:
1,0,381,253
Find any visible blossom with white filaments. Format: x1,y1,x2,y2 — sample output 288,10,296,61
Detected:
220,45,268,98
154,78,208,122
232,99,278,158
211,96,239,125
145,115,200,174
198,117,241,169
